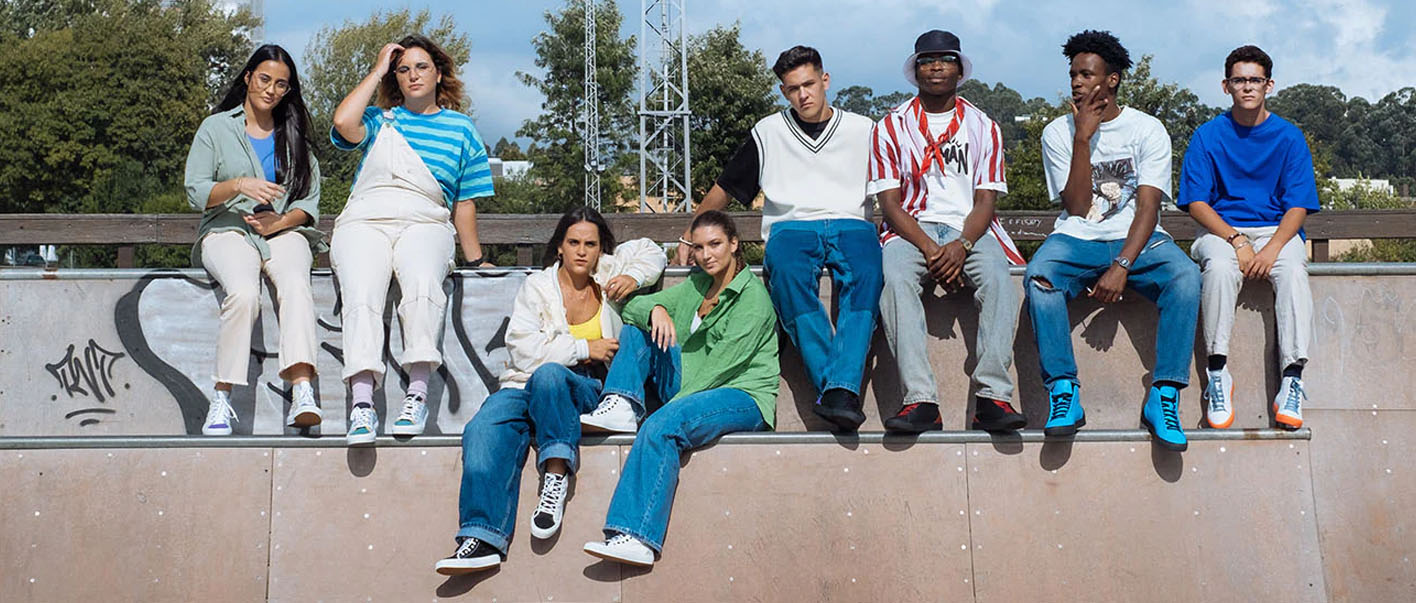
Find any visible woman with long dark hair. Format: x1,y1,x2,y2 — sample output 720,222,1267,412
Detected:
580,210,780,567
435,207,666,574
184,44,324,436
329,35,497,445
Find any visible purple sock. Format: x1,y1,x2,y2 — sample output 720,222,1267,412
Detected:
351,372,375,409
406,363,430,399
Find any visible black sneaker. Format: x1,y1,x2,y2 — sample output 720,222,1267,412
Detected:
883,402,942,434
434,537,501,575
811,388,866,432
971,397,1027,432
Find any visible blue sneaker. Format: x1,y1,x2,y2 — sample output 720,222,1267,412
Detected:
1142,384,1188,452
1043,380,1085,437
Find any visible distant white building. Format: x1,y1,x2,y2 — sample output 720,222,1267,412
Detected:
490,159,532,180
1331,178,1394,193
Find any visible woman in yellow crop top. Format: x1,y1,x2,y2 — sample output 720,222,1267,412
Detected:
436,207,667,574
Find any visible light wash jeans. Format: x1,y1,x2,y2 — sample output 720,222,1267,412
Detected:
1191,226,1312,369
879,223,1019,404
599,326,767,551
455,364,602,553
763,219,883,397
1024,232,1201,387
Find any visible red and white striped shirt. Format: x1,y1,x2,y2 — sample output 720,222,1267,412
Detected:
868,96,1024,265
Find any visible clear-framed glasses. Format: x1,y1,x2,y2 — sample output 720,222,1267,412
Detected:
1226,76,1269,88
251,72,290,95
916,54,960,67
395,62,437,78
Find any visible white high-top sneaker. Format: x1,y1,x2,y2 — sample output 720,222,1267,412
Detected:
286,381,322,428
203,390,237,436
584,533,655,567
529,472,570,539
1203,367,1234,429
580,394,638,433
1274,376,1306,429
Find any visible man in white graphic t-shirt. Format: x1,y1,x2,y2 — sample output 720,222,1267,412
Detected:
1026,30,1201,452
869,30,1028,434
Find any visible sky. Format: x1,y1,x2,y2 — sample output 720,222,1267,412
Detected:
256,0,1416,146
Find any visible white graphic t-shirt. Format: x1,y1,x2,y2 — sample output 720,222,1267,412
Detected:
1041,106,1172,241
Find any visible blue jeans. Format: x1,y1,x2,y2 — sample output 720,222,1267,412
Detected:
456,363,602,552
764,219,883,396
599,326,768,551
1024,232,1201,387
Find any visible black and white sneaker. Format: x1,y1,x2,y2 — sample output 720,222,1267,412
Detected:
529,472,569,539
434,537,501,575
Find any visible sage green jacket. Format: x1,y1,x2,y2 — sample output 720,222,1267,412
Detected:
621,267,781,428
183,105,325,267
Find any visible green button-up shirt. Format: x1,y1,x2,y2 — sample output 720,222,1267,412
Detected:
621,267,781,428
183,105,325,267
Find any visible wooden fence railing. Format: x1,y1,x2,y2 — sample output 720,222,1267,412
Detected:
2,210,1413,267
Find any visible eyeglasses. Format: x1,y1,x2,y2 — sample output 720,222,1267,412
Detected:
1226,76,1269,88
916,54,960,66
395,62,437,77
251,72,290,95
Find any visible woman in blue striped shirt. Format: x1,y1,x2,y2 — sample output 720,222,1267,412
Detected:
330,34,496,445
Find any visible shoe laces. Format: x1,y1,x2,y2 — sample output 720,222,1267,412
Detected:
293,384,317,407
453,537,480,559
1048,390,1073,420
1207,374,1227,413
606,533,638,547
590,396,625,417
397,393,425,421
207,398,237,425
350,406,376,428
1160,390,1181,431
1281,379,1307,414
535,474,568,517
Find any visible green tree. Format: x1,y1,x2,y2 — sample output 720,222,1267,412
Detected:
303,8,471,215
517,0,637,213
686,24,777,202
0,0,256,216
492,137,526,160
833,85,874,117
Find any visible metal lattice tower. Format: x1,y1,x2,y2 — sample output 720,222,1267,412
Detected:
582,0,602,210
638,0,691,212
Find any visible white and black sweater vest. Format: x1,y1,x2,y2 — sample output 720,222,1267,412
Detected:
751,107,875,240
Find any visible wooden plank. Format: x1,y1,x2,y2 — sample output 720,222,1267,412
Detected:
2,209,1413,246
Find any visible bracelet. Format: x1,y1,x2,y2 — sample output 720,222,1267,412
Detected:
463,256,484,267
1225,232,1247,244
1234,241,1252,251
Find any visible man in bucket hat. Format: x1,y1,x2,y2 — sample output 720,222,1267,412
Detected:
871,30,1028,434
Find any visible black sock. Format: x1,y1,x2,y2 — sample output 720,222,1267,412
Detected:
1283,363,1304,378
1155,380,1185,390
353,401,373,410
1207,355,1227,371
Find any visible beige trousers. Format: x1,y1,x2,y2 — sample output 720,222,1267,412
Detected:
1191,226,1313,368
200,230,318,385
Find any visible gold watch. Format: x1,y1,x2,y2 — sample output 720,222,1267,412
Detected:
959,237,974,253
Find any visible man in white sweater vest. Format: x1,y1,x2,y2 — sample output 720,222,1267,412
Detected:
871,30,1028,434
674,46,881,432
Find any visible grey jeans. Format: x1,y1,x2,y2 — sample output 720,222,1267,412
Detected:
1191,226,1312,369
879,223,1019,405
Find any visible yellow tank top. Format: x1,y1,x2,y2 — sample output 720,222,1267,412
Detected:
567,303,603,341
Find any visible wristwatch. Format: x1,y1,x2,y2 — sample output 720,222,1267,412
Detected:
1112,256,1133,271
959,237,975,253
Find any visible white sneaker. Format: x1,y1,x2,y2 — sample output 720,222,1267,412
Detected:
580,394,638,433
530,472,569,539
1203,368,1234,429
203,390,237,436
389,392,429,436
347,406,379,446
1274,376,1306,429
584,533,655,567
286,382,323,428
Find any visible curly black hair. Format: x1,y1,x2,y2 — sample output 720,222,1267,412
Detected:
1225,45,1272,78
1062,29,1132,76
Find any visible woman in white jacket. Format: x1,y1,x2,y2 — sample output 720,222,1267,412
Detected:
436,207,666,575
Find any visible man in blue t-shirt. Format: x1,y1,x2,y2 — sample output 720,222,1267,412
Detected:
1179,45,1320,432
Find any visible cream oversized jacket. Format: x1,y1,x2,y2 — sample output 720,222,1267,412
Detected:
499,238,667,388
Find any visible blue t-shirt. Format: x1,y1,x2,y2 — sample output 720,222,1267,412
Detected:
1178,112,1321,234
248,133,277,183
331,106,495,208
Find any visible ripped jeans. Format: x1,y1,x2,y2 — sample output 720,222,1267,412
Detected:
1024,232,1201,388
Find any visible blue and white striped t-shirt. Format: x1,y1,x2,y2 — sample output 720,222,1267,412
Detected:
331,105,495,208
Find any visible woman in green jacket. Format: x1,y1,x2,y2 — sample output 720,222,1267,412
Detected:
580,210,780,567
183,44,324,436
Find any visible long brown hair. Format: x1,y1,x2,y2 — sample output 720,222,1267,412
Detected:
689,210,746,276
377,35,465,111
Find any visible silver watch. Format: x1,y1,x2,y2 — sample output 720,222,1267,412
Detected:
1113,256,1133,271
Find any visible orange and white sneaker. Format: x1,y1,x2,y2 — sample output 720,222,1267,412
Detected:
1274,376,1306,430
1203,368,1235,429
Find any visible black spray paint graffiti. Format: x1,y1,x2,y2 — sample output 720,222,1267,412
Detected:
46,339,127,426
113,269,519,435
